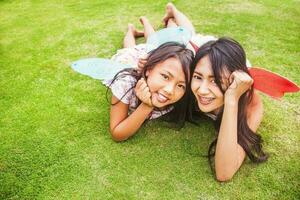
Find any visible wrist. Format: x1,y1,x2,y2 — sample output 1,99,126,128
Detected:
140,102,154,111
224,95,239,106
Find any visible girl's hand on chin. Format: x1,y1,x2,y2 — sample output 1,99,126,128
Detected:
135,78,153,107
225,71,253,102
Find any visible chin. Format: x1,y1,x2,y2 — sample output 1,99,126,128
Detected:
197,103,215,113
199,107,213,113
152,101,168,108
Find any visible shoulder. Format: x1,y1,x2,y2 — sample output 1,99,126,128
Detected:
191,34,217,47
114,71,137,84
247,91,264,132
109,71,138,104
248,90,263,112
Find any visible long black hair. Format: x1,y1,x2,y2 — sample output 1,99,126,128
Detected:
107,42,194,127
189,37,268,169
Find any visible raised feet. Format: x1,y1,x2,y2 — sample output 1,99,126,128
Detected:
127,23,144,38
139,16,150,26
162,2,178,27
166,18,177,28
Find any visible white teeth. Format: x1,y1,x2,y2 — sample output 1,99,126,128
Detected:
199,96,214,105
157,93,168,103
201,97,214,101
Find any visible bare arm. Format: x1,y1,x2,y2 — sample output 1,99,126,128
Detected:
109,78,154,142
215,72,263,182
110,95,153,141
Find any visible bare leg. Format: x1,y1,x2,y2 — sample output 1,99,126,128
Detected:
139,16,155,41
123,24,144,48
162,2,196,35
166,18,178,28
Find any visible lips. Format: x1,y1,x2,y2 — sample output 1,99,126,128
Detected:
156,93,169,104
198,96,215,105
154,92,170,104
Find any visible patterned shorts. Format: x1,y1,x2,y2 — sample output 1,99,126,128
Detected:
110,44,148,68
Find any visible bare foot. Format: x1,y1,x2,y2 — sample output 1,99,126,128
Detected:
166,18,177,28
162,2,178,27
139,16,155,39
139,16,149,26
128,23,144,37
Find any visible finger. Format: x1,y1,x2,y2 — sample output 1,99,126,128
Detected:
140,60,147,64
140,78,149,87
148,100,153,107
228,73,240,89
229,72,235,85
140,77,147,84
234,72,253,90
139,58,147,63
137,62,144,70
136,78,143,87
243,73,254,84
250,77,254,85
236,71,251,82
233,72,243,85
145,93,151,102
147,95,153,106
240,73,253,85
142,86,150,94
138,59,147,68
136,67,142,73
139,81,148,91
238,72,249,82
229,72,238,87
136,78,145,89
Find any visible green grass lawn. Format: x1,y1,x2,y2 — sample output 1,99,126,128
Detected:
1,0,299,199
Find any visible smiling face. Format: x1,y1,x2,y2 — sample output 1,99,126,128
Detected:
146,57,186,108
191,55,227,114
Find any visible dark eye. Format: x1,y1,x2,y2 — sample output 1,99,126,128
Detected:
161,73,169,80
193,74,202,80
177,84,186,90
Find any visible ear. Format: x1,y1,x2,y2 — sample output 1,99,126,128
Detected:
145,69,151,77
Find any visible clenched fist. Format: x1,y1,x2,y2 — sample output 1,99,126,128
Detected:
135,78,153,107
225,70,254,101
137,56,148,72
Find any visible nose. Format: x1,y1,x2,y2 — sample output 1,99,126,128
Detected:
197,80,210,95
163,83,175,96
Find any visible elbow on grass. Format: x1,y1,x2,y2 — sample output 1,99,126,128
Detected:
215,158,242,182
215,171,235,182
110,129,129,142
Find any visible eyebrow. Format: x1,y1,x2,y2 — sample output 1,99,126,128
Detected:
163,70,186,84
194,71,215,78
